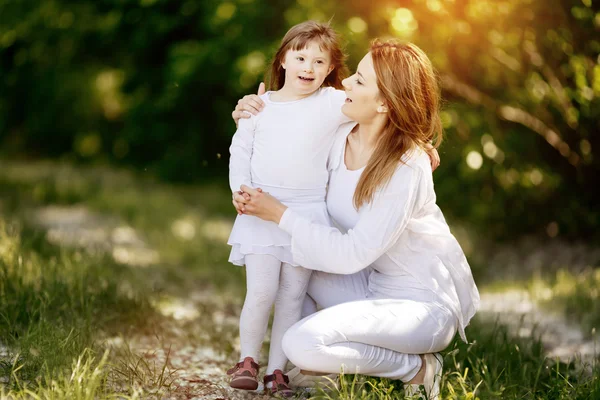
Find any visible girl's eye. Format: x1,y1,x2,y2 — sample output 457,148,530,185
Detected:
316,60,323,64
355,79,362,85
297,57,304,61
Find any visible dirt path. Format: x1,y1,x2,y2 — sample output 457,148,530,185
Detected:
28,204,272,399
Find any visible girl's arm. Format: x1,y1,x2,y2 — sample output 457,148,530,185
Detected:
229,117,256,194
242,155,431,274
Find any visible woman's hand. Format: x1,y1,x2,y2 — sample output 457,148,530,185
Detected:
240,185,288,224
232,83,266,126
424,143,441,171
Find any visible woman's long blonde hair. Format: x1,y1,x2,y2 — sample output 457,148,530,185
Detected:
353,39,443,209
265,20,348,91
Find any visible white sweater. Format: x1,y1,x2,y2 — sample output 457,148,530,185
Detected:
229,87,349,193
279,123,480,342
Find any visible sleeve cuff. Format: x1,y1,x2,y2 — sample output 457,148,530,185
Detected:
229,179,241,194
230,180,251,194
278,208,299,235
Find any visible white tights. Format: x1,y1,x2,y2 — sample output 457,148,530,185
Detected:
239,254,312,374
284,270,457,382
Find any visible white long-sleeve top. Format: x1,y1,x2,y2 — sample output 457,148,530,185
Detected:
279,123,480,341
229,87,349,193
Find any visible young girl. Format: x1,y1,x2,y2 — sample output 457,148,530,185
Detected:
226,21,350,396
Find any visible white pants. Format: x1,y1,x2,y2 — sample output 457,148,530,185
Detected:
283,270,457,382
239,254,312,374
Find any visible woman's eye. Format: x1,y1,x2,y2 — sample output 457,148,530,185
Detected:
297,57,304,61
355,79,362,85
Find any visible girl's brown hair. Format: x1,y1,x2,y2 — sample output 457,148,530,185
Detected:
265,20,348,91
353,39,443,209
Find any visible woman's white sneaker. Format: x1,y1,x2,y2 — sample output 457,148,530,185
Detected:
403,353,443,399
287,366,338,390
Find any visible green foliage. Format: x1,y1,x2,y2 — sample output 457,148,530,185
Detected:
1,0,599,239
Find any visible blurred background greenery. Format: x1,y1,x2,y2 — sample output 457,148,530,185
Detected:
1,0,599,241
1,1,600,397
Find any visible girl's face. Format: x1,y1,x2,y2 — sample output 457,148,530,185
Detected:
281,41,334,96
341,53,383,123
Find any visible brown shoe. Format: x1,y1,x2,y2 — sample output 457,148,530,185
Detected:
264,369,294,398
227,356,260,390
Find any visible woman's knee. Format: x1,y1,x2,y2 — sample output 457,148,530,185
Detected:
282,324,320,368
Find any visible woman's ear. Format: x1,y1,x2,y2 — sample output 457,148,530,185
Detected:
377,104,389,113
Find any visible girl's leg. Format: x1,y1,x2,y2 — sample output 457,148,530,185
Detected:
301,295,317,318
266,264,312,374
239,254,282,361
282,299,456,382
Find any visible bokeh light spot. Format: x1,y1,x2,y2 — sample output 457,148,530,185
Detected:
2,30,16,48
76,133,102,157
216,2,236,21
466,151,483,170
580,139,591,156
347,17,367,34
391,8,418,37
481,134,493,146
483,141,498,159
529,169,543,185
440,111,455,128
426,0,442,12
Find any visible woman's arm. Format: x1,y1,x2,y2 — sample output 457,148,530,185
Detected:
241,157,429,274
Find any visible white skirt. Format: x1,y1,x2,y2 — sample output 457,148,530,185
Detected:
228,184,331,267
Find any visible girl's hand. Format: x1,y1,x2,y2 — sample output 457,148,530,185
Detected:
232,191,250,215
232,83,266,126
424,143,441,171
240,185,288,224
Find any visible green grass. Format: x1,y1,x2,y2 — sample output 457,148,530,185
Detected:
0,219,158,393
0,160,242,397
1,159,599,399
1,350,115,400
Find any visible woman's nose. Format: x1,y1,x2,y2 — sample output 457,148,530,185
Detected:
342,78,350,90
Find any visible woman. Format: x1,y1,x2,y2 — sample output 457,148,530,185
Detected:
232,39,480,399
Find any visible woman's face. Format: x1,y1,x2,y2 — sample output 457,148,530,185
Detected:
341,53,383,122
